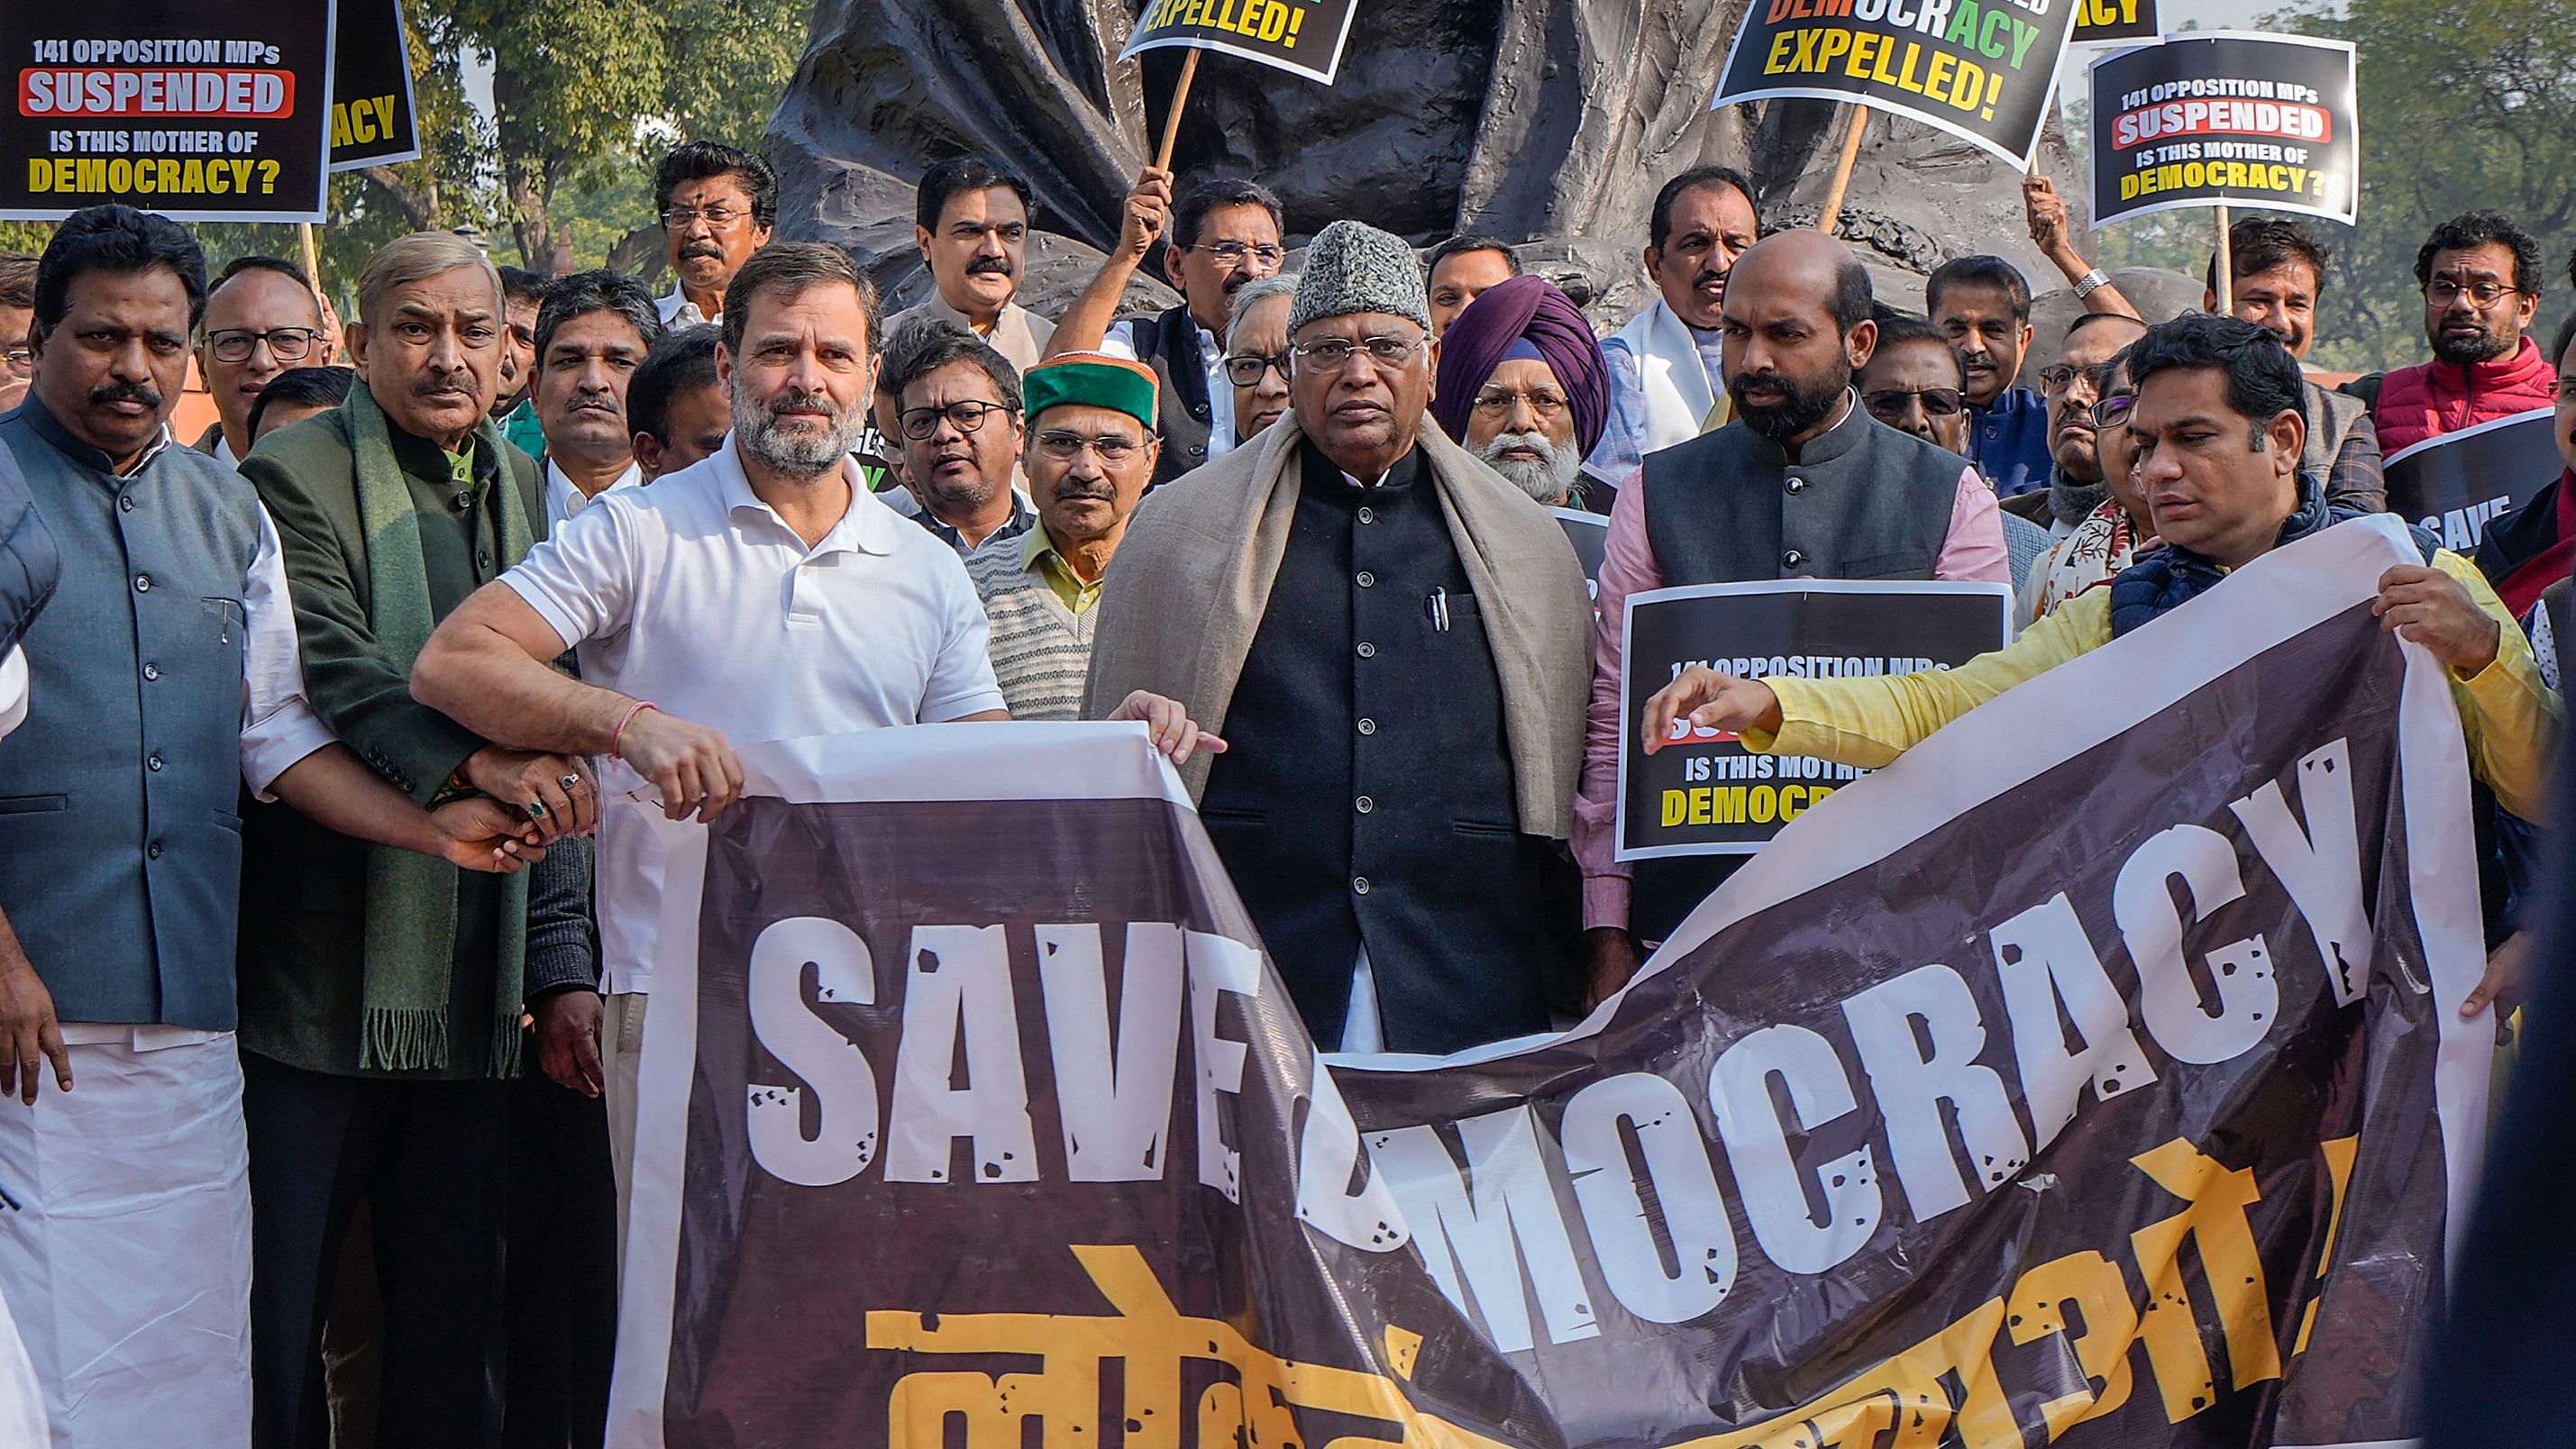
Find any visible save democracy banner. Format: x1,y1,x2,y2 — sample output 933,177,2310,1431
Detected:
608,517,2488,1447
1119,0,1360,86
2384,406,2556,556
2087,31,2360,229
1711,0,2082,169
1,0,338,223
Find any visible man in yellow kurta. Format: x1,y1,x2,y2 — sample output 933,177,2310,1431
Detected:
1644,314,2558,998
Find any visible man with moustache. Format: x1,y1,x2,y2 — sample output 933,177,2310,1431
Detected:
1430,274,1612,512
1576,231,2012,998
1589,167,1760,489
1050,171,1285,483
653,141,775,328
1221,274,1298,446
193,256,335,466
1859,314,2056,589
2348,210,2553,455
626,326,728,481
884,324,1036,557
1086,220,1592,1055
969,353,1160,718
529,269,662,528
2014,311,2148,542
0,208,541,1449
234,230,594,1448
1929,254,2053,497
890,156,1055,373
2204,217,2384,513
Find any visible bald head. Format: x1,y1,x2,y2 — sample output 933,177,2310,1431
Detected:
1722,232,1872,335
1720,232,1877,449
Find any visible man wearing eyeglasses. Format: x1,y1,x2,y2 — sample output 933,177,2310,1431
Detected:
969,354,1160,719
2022,312,2148,543
652,141,776,329
1221,274,1299,446
1429,274,1612,512
882,323,1037,557
2347,210,2553,456
193,255,334,466
0,253,33,415
1049,171,1285,485
1088,220,1593,1056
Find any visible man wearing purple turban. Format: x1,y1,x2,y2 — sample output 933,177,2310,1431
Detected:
1431,276,1614,513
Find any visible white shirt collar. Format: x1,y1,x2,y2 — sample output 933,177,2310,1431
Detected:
546,455,642,521
710,440,896,558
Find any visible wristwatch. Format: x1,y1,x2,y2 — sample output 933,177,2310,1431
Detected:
2073,268,2111,299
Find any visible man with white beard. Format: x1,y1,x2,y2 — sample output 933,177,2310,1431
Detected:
1430,275,1614,514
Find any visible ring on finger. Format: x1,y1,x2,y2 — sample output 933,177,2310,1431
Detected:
525,799,550,820
560,774,582,792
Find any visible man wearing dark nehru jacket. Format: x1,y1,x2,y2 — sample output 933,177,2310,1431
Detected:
1086,220,1592,1055
1576,231,2012,1003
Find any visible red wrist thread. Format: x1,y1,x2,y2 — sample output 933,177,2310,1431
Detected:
609,700,658,761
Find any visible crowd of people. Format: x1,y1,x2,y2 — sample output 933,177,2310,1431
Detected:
0,128,2563,1448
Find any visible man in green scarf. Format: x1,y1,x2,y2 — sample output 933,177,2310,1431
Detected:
234,231,596,1449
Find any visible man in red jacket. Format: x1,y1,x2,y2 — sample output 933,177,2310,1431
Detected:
2347,210,2554,454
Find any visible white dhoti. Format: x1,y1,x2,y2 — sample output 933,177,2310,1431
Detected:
0,1027,252,1448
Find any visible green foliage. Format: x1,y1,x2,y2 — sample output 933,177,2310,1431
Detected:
2083,1,2576,373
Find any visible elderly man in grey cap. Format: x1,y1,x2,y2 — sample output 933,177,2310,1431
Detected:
1086,220,1592,1055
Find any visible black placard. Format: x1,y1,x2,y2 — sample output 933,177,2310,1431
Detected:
2385,406,2559,555
328,0,417,170
2070,0,2159,47
1617,579,2009,858
2,0,336,222
1711,0,2081,169
2087,30,2358,229
1118,0,1359,86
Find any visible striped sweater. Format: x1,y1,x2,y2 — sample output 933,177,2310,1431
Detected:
966,544,1097,720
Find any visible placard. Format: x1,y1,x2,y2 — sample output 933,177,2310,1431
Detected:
2384,406,2558,553
2087,31,2358,229
328,0,418,169
1118,0,1360,87
1617,578,2010,859
2,0,337,222
1710,0,2082,168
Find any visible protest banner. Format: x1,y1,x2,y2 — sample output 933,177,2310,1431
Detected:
327,0,418,169
1710,0,2081,169
2071,0,2159,47
2384,406,2558,554
1,0,337,222
608,518,2486,1448
1615,579,2010,861
2087,32,2359,231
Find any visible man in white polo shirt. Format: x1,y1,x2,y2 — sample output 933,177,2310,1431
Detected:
411,242,1214,1236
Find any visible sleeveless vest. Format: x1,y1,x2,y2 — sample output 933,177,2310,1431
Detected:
0,403,263,1028
0,442,59,652
1630,406,1961,943
1143,305,1215,486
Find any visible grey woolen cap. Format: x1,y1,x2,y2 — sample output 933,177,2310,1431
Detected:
1288,220,1431,336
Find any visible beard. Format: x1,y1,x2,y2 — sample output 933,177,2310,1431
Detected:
735,384,863,478
2431,315,2515,365
1475,429,1583,505
1730,363,1848,442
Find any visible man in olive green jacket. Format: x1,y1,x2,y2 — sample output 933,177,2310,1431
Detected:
233,232,597,1449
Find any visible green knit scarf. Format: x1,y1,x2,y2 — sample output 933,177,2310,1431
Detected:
347,380,533,1076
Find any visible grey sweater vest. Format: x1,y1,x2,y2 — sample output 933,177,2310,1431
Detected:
967,546,1095,722
0,403,263,1027
1631,406,1961,943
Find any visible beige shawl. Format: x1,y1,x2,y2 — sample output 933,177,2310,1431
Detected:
1082,413,1594,838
